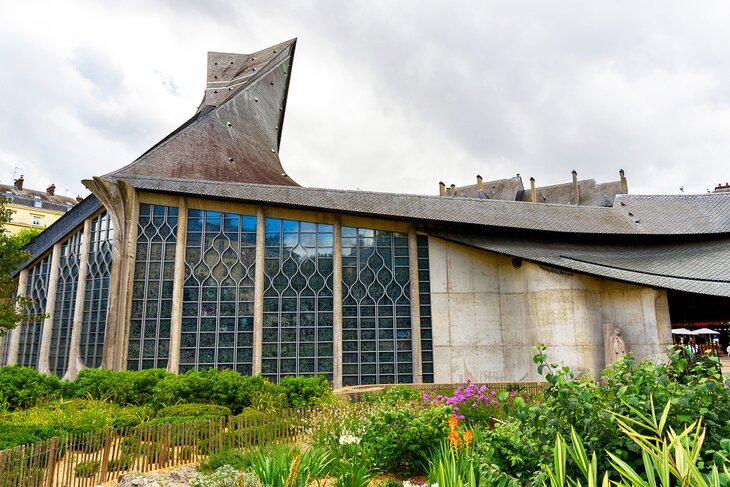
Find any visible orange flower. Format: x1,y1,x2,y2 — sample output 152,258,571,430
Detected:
448,416,459,432
448,430,461,447
463,430,473,447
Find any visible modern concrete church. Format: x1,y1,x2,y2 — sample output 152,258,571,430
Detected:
2,39,729,388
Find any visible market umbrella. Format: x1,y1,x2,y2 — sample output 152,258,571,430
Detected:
671,328,695,335
693,328,720,334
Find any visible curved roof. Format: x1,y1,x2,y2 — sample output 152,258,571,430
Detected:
434,230,730,297
104,40,298,187
118,175,730,236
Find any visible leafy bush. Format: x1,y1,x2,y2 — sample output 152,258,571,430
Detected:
2,398,147,438
74,460,101,477
362,385,422,404
156,403,232,419
280,375,332,408
544,401,730,487
515,345,730,480
149,369,281,413
63,368,170,406
0,365,61,410
198,448,249,473
0,423,61,449
360,404,451,473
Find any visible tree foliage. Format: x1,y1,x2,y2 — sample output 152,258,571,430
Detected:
0,198,44,333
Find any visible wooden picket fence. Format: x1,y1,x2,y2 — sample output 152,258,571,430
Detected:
0,409,308,487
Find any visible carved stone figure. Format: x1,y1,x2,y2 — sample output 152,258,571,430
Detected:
609,327,627,360
604,323,629,367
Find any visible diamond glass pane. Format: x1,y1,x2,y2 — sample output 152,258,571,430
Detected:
128,204,177,371
263,219,334,381
417,235,434,383
342,227,412,385
181,209,256,373
82,212,113,368
18,255,51,368
49,229,83,377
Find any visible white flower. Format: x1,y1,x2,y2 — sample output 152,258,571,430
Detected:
338,433,361,445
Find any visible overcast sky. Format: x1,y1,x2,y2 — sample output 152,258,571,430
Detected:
1,1,729,199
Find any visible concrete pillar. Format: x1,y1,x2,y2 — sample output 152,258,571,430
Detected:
408,226,423,383
167,197,188,374
332,217,343,389
64,218,92,380
85,178,139,371
252,207,266,375
37,243,62,374
6,269,28,365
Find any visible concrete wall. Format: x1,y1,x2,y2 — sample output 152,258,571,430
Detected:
428,236,673,382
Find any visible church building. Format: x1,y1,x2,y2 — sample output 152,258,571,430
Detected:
2,39,729,388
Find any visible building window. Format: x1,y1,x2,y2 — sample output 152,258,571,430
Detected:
82,212,113,368
417,236,433,383
341,227,412,385
17,255,52,368
181,210,256,373
32,216,41,226
127,204,178,371
262,218,334,381
49,230,83,377
33,197,42,208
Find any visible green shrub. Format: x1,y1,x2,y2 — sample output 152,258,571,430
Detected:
362,385,421,404
0,423,61,449
361,404,451,474
0,365,61,410
156,403,232,419
150,369,281,413
198,448,249,473
64,368,170,406
74,460,101,477
280,375,332,408
515,345,730,480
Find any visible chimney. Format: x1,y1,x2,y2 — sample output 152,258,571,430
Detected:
13,175,24,191
46,184,56,196
476,174,483,192
619,169,628,194
572,170,580,206
438,181,446,197
530,177,537,203
450,184,456,196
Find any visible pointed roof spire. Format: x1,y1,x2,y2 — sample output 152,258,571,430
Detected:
102,39,298,187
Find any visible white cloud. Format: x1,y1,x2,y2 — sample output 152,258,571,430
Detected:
0,1,729,198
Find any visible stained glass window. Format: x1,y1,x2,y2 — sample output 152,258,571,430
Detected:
341,227,412,385
17,255,51,368
128,204,177,371
262,219,334,381
49,230,83,377
181,210,256,373
417,235,433,383
82,212,113,368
